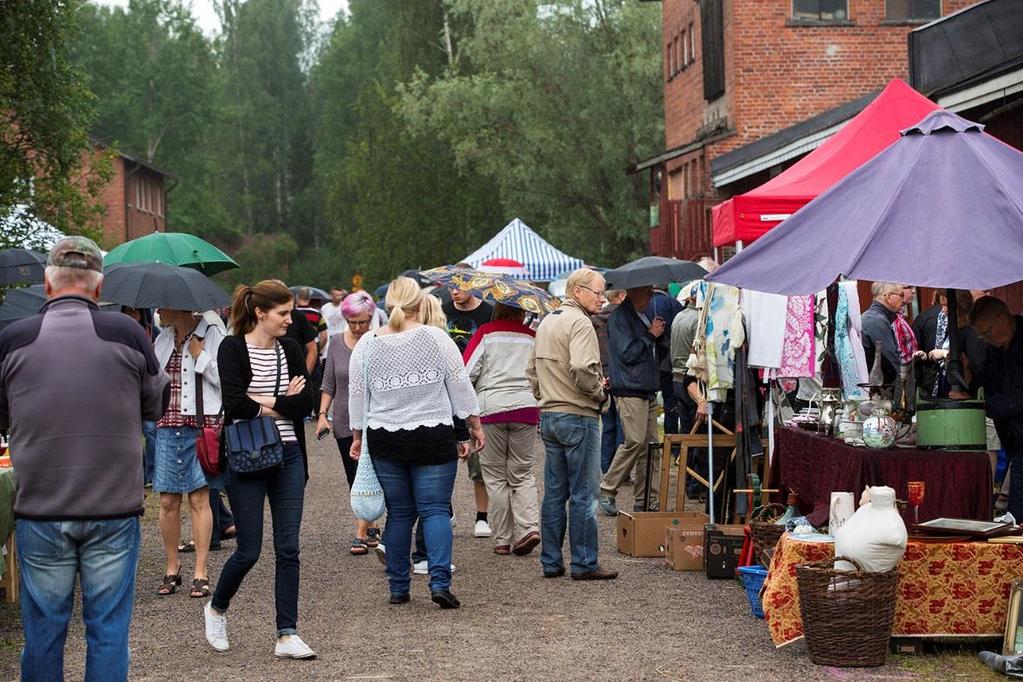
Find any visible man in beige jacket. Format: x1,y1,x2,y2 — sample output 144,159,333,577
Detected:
526,268,617,581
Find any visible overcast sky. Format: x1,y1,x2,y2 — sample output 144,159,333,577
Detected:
96,0,349,35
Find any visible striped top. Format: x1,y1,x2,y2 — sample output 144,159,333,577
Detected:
246,344,297,442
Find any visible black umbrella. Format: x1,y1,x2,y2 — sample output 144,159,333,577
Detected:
604,256,707,290
102,263,230,312
0,285,46,328
0,249,46,285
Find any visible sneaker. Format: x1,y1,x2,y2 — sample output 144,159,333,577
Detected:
274,634,316,659
473,519,492,538
599,495,619,517
413,560,455,574
203,602,229,652
374,544,387,566
450,515,457,529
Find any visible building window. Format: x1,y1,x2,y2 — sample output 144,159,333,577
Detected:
687,22,695,64
680,30,687,70
885,0,940,21
793,0,849,21
666,42,673,80
701,0,725,101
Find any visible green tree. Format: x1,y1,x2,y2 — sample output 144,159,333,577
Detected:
399,0,664,265
73,0,231,240
311,0,504,286
215,0,318,240
0,0,108,248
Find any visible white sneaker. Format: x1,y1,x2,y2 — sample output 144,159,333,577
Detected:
203,602,229,652
413,560,455,575
450,515,457,528
275,634,316,659
375,544,386,566
474,519,492,538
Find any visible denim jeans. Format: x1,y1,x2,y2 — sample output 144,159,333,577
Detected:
213,442,305,636
142,420,157,485
540,412,601,575
17,517,141,682
374,457,457,594
600,397,625,474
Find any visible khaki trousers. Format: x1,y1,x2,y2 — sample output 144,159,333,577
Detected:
479,422,541,546
600,396,660,510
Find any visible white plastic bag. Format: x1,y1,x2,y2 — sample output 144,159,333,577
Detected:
833,486,907,573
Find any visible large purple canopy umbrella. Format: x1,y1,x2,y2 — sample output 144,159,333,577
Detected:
708,109,1023,295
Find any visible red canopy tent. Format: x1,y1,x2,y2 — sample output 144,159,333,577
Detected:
712,79,940,248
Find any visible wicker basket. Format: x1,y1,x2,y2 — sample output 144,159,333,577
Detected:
748,503,787,564
796,556,899,667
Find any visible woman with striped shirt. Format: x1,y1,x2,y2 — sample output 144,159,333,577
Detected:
205,280,315,659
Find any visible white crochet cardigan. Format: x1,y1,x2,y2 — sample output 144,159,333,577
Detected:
348,325,479,432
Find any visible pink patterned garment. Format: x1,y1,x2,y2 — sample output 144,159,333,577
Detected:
778,295,815,378
893,313,918,364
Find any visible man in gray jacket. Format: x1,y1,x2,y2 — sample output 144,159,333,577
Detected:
0,237,169,681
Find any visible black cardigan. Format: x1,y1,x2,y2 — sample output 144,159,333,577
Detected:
217,335,314,475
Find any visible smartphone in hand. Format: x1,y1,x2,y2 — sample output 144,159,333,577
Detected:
316,426,330,440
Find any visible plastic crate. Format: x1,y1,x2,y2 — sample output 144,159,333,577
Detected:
737,565,769,619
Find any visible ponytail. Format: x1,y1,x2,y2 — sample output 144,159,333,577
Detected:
384,276,423,332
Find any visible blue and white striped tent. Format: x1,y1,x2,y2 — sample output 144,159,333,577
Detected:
463,218,584,282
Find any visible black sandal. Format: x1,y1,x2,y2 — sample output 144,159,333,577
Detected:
177,540,195,553
158,572,181,596
366,528,381,548
350,538,369,556
189,578,211,598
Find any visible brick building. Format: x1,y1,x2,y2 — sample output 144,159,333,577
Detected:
89,141,173,250
634,0,975,262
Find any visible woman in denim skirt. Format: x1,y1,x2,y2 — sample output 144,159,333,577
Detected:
153,308,226,599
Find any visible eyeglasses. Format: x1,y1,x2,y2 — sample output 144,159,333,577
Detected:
975,319,1000,340
347,318,371,328
884,291,903,300
578,285,606,298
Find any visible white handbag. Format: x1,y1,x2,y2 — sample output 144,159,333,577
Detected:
350,336,386,522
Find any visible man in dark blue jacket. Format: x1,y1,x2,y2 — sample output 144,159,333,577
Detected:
599,286,664,515
969,296,1023,521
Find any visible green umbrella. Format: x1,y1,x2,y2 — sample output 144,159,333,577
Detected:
104,232,238,275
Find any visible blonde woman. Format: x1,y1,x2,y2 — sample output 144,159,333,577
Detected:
349,277,485,608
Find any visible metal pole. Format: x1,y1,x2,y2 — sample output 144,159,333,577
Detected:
707,400,715,526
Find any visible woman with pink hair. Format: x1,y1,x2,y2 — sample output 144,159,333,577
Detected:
316,290,382,554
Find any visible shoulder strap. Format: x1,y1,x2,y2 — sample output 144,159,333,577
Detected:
196,369,205,420
274,340,283,397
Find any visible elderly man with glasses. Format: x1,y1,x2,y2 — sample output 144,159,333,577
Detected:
860,281,908,385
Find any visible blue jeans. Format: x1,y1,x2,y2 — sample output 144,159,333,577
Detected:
540,412,601,575
213,442,305,636
17,517,141,682
374,457,457,594
600,397,625,474
142,420,157,485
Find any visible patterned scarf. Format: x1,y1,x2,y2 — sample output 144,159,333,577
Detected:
892,312,918,364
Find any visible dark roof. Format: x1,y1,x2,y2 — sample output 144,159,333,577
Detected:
710,90,878,178
627,128,734,174
909,0,1023,99
89,136,176,180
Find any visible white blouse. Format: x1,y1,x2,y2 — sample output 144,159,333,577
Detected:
348,325,479,433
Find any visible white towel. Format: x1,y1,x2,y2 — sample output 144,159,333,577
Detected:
743,290,787,369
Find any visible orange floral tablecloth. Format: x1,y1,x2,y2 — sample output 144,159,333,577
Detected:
762,533,1023,647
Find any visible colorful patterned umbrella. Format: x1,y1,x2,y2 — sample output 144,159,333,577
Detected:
420,265,561,315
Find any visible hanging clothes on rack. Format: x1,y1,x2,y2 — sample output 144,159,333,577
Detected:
834,283,869,398
777,295,815,378
743,291,786,369
704,284,743,403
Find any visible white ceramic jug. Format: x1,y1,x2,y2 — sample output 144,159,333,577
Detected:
829,492,855,535
833,486,907,573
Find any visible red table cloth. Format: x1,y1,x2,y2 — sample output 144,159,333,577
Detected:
774,426,991,526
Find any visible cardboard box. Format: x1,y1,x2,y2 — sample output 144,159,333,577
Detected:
664,524,707,571
617,511,708,557
703,524,745,579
